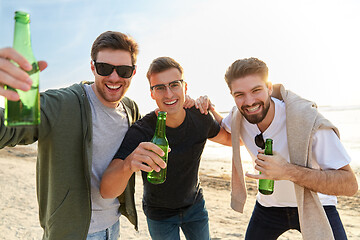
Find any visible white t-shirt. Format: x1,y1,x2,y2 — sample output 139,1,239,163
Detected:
222,97,351,207
84,84,129,233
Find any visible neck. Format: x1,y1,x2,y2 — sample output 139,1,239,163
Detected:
91,84,120,108
257,99,275,133
165,109,186,128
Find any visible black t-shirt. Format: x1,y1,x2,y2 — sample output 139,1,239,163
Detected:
114,107,220,220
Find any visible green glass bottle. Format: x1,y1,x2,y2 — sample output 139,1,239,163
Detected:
258,138,274,195
147,111,169,184
5,11,40,126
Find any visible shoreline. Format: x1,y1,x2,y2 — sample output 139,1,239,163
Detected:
0,145,359,239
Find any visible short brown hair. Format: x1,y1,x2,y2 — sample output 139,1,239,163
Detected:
91,31,139,65
224,57,268,89
146,57,183,82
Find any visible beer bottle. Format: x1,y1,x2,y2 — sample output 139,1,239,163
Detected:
258,138,274,195
5,11,40,126
147,111,169,184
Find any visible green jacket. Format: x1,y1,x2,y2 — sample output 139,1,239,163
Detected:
0,82,140,240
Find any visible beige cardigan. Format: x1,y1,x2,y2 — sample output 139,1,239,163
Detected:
230,84,338,240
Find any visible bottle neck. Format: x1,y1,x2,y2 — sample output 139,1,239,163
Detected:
264,139,273,155
14,21,31,46
154,114,166,138
13,20,35,63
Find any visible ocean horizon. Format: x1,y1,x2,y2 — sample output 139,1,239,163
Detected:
202,105,360,175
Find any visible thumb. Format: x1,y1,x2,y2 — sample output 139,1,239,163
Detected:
38,61,48,72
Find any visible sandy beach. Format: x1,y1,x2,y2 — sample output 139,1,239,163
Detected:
0,144,359,240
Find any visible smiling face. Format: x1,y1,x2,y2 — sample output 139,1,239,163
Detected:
149,68,187,121
91,49,135,108
230,74,274,130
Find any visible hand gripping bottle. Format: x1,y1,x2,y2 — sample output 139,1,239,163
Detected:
258,139,274,195
5,11,40,126
147,111,169,184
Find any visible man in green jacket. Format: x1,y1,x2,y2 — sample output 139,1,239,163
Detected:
0,31,141,240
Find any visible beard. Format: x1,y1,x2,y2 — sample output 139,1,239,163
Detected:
240,97,271,124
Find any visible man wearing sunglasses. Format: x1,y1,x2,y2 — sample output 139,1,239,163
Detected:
100,57,232,240
195,58,358,240
0,31,141,240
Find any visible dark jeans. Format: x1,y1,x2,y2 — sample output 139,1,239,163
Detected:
146,198,210,240
245,201,347,240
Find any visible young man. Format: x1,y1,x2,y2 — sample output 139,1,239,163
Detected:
0,31,140,240
195,58,358,240
100,57,231,240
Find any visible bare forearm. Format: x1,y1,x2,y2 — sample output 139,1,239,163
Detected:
287,164,358,196
100,159,134,199
209,108,223,125
210,127,232,146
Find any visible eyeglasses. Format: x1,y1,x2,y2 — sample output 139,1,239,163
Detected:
93,60,135,78
255,133,265,149
150,80,184,93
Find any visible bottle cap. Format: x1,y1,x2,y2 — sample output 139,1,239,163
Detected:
15,11,30,24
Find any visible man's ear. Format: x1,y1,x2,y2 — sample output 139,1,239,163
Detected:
90,60,95,74
267,81,273,96
132,65,137,77
150,89,155,100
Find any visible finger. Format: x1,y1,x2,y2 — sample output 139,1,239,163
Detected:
184,99,195,109
0,58,33,90
138,142,167,169
194,99,201,110
144,152,166,171
0,86,20,101
245,172,262,179
254,157,265,167
0,47,32,71
132,151,162,172
140,142,165,157
38,61,48,72
254,164,266,174
146,149,167,170
196,99,207,114
201,97,209,114
131,160,153,173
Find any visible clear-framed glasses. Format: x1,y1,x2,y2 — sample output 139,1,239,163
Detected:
150,80,184,93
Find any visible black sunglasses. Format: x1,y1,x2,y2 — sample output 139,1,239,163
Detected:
255,133,265,149
93,60,135,78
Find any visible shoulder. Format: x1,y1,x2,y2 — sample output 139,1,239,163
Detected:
121,96,141,123
131,111,156,130
186,106,212,120
121,96,138,109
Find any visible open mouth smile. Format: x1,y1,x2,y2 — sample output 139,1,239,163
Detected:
164,99,177,105
105,83,122,90
245,104,261,113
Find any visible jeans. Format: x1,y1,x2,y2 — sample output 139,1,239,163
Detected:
86,220,120,240
245,201,347,240
146,198,210,240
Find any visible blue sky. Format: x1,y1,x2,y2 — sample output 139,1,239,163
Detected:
1,0,360,113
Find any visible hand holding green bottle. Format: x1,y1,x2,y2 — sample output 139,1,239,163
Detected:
2,11,47,126
147,111,169,184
